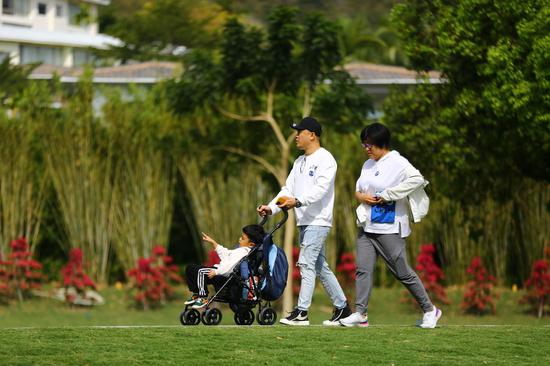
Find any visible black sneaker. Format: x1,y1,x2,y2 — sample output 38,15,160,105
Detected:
323,305,352,326
279,308,309,326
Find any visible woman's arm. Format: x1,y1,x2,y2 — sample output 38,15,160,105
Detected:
379,165,425,202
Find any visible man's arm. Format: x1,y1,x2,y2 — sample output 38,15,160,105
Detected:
266,161,297,214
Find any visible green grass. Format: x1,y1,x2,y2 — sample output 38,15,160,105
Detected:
1,286,548,327
1,326,549,365
1,286,549,364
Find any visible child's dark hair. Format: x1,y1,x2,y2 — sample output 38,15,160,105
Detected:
242,224,266,246
360,122,391,149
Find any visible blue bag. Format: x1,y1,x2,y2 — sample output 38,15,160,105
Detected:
371,202,396,223
260,235,288,301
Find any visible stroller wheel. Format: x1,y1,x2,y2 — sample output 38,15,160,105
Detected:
257,307,277,325
202,308,222,325
180,309,201,326
234,309,254,325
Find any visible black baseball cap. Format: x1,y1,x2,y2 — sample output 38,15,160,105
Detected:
291,116,322,136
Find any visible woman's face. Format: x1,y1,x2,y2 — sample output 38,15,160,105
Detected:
362,141,387,161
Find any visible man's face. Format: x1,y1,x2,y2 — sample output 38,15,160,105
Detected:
295,129,315,150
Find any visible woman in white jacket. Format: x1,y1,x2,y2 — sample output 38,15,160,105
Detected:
340,123,442,328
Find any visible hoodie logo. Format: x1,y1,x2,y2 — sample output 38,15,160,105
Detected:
309,165,318,176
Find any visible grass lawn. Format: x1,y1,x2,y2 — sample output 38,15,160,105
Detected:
1,326,549,365
1,286,549,364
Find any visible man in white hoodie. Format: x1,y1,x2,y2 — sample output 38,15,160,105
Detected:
257,117,351,326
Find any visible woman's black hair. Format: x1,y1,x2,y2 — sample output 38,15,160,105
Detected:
242,224,266,246
360,123,391,149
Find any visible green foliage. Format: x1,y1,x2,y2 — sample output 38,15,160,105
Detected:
101,0,229,62
0,58,37,107
168,7,371,132
337,16,407,65
387,0,550,198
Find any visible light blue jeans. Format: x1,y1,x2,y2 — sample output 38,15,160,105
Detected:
296,225,347,311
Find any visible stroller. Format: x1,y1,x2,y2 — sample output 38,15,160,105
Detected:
179,209,289,326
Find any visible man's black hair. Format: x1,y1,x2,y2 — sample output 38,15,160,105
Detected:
242,224,266,246
360,123,391,149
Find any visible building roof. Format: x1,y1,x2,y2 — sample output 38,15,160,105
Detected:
344,62,442,84
30,61,180,83
28,61,442,85
82,0,111,6
0,25,120,49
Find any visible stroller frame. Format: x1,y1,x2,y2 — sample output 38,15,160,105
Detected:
179,209,288,326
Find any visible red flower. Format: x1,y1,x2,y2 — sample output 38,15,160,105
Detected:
152,245,166,257
520,257,550,317
403,244,449,306
127,244,182,310
461,257,498,315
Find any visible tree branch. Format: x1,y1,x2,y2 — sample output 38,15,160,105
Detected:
221,146,281,183
218,107,268,122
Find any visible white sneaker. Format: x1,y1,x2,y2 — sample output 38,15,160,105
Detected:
322,305,352,326
418,307,442,328
279,308,310,326
339,312,369,327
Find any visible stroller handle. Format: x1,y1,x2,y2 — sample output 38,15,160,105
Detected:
258,208,289,235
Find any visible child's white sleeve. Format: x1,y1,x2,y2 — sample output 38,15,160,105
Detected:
213,248,249,276
215,245,230,261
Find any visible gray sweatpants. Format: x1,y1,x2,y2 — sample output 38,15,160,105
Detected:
355,229,434,314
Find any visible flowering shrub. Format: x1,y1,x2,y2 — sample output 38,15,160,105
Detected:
336,252,356,300
0,253,10,303
336,252,356,283
292,247,300,295
127,245,183,310
203,250,220,267
59,248,100,306
402,244,450,307
461,257,498,315
0,237,43,302
520,249,550,318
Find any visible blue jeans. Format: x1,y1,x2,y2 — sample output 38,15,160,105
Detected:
296,225,347,311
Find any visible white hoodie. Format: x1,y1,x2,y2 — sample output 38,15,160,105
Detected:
355,150,429,237
268,147,336,227
212,245,251,276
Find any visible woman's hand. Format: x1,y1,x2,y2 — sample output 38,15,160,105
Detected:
356,192,383,205
207,270,216,279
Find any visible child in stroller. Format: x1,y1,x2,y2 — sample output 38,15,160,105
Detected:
184,224,266,309
180,211,289,326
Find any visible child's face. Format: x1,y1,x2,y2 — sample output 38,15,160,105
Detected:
238,233,255,247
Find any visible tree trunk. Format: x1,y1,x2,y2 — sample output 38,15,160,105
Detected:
282,210,295,314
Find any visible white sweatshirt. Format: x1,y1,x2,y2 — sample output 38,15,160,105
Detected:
355,150,429,237
212,245,251,276
268,147,336,227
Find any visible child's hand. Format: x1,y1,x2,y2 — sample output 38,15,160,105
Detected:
207,270,216,279
201,232,216,245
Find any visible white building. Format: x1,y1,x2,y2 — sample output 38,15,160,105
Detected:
0,0,119,67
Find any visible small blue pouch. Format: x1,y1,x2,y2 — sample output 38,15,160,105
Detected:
371,202,396,223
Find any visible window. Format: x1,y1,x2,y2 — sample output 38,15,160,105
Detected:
0,51,9,62
68,3,80,25
55,4,63,17
37,2,46,15
2,0,31,16
73,49,95,66
20,45,63,66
